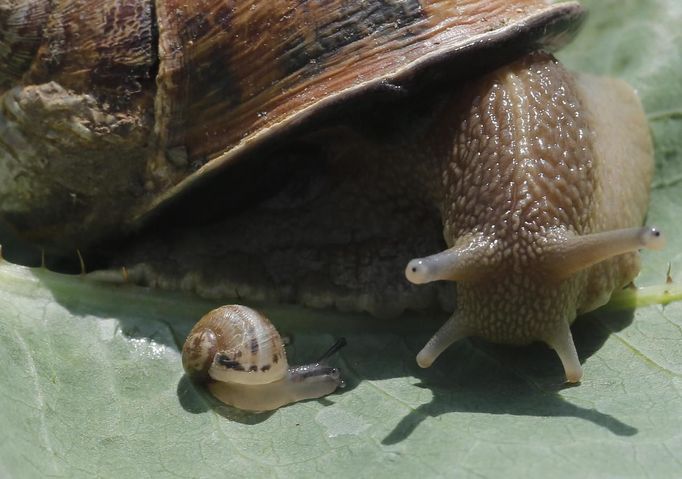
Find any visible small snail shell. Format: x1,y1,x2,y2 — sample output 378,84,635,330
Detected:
182,305,343,412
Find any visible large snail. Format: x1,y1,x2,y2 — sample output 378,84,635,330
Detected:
0,1,663,382
182,305,345,411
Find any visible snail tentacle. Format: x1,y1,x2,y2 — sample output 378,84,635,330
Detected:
544,226,665,280
545,321,583,383
315,337,347,363
405,235,495,284
416,313,469,368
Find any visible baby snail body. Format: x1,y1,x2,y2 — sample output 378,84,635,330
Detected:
182,305,344,412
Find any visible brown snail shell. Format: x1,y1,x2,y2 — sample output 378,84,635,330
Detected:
182,305,289,383
0,0,585,249
182,305,343,412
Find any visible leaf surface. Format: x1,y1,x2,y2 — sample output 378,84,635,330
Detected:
1,1,681,477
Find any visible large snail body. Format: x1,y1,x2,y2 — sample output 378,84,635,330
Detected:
182,305,343,412
402,53,664,382
0,1,663,382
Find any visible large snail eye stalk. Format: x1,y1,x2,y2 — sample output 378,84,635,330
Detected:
405,237,496,285
542,226,666,279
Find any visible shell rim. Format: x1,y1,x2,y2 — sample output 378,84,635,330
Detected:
133,1,585,226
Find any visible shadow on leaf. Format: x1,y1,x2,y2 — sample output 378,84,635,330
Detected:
37,267,638,438
176,374,277,423
377,308,638,444
382,383,637,445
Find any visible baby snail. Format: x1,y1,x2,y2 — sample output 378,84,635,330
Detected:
182,305,346,412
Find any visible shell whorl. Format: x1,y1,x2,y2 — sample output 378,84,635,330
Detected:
0,0,48,88
182,305,288,385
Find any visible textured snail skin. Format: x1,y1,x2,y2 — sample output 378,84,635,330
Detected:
182,305,342,412
405,53,659,382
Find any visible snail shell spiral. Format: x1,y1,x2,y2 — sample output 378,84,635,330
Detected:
182,305,287,384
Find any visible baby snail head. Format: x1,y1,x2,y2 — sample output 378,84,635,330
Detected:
182,305,345,412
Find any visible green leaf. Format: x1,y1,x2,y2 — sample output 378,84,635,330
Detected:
1,1,681,477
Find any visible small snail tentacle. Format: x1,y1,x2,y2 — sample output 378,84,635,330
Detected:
182,305,344,412
315,337,347,363
279,337,347,391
